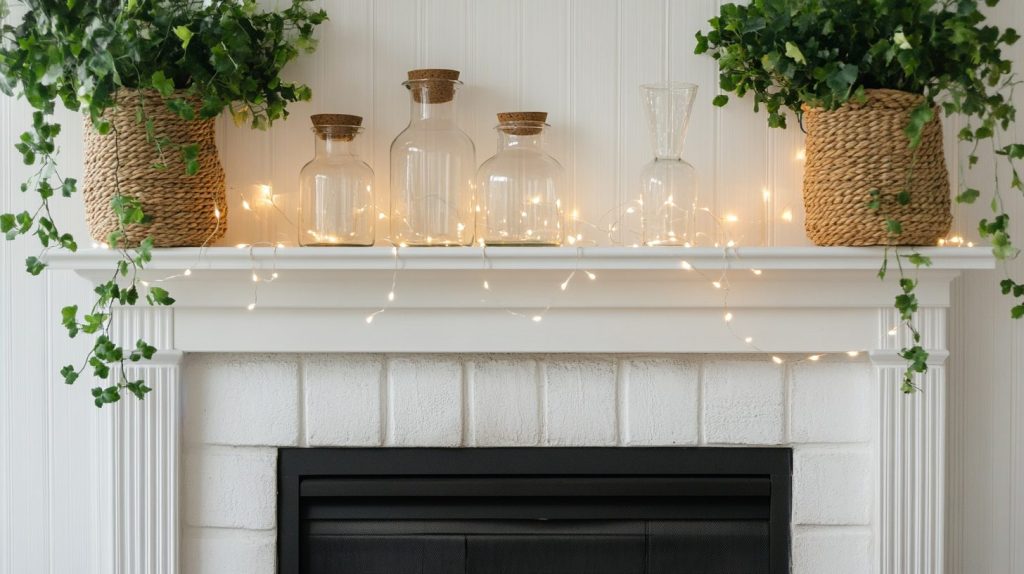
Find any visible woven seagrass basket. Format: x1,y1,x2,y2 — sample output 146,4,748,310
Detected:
802,89,951,246
83,89,227,247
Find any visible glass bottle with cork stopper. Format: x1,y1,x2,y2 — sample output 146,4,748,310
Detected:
476,112,565,246
390,69,476,246
298,114,375,246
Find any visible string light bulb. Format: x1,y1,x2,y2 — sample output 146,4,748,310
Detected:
808,355,821,361
772,356,784,364
247,303,256,311
387,291,395,302
532,315,543,322
781,208,794,222
744,337,753,344
585,271,597,280
712,281,722,289
183,269,192,276
847,351,860,357
724,312,733,322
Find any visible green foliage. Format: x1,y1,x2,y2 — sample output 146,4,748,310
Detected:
697,0,1024,394
0,0,326,406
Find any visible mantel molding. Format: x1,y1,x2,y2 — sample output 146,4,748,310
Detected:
45,246,990,354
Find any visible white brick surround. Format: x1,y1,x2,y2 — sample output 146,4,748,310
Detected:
181,353,874,574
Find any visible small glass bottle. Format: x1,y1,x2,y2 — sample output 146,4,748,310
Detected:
477,112,565,245
640,83,699,246
390,69,476,246
298,114,375,246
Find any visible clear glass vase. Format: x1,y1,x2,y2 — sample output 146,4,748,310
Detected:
477,112,565,246
298,114,375,246
390,69,476,246
640,83,699,246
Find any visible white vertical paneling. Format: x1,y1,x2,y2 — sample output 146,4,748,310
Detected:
1,81,11,574
471,0,520,177
617,0,665,246
769,110,808,246
520,0,570,183
2,91,51,574
667,0,718,245
372,0,419,243
571,0,619,244
712,0,768,247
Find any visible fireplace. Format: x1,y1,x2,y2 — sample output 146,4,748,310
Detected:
278,447,792,573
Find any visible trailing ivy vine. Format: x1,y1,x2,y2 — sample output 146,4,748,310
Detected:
697,0,1024,392
0,0,326,405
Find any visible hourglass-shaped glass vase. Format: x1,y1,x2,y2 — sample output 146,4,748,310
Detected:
640,83,698,246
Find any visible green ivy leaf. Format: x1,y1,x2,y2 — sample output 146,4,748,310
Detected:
151,70,174,98
173,25,194,49
712,94,729,107
784,41,806,64
956,189,980,204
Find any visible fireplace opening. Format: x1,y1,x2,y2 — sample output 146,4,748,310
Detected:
278,447,791,573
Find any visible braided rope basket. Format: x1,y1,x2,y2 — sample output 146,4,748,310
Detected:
802,89,951,246
83,89,227,247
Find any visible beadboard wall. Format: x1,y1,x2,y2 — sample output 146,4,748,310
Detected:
1,0,1023,573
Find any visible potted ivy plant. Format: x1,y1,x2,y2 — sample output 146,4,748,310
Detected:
696,0,1023,391
0,0,326,405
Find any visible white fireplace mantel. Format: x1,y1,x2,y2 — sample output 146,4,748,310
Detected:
44,245,994,574
48,245,991,354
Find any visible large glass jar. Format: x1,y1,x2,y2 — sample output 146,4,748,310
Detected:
477,112,565,245
640,83,699,246
390,69,476,246
298,114,375,246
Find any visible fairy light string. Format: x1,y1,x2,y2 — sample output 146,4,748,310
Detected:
118,145,974,367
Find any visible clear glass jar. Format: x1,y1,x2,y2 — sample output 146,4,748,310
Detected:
390,69,476,246
640,83,699,246
477,112,565,246
298,114,375,246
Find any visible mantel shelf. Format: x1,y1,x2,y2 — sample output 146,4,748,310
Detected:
42,246,992,354
45,245,994,272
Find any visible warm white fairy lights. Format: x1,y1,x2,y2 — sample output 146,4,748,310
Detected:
120,149,978,373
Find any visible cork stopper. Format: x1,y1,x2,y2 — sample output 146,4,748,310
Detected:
406,69,462,104
311,114,363,141
497,111,548,136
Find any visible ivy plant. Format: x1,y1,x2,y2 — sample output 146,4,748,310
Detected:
0,0,326,406
697,0,1023,392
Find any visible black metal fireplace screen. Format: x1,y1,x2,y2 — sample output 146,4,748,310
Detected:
278,447,791,573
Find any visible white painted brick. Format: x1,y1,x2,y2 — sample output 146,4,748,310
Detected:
184,447,277,530
182,528,276,574
304,355,383,446
624,358,699,445
545,358,617,446
792,527,872,574
388,357,463,446
793,448,872,525
790,361,872,443
470,359,540,446
702,360,785,444
183,354,300,446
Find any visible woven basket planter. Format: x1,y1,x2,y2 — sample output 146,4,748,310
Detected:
802,89,951,246
83,89,227,247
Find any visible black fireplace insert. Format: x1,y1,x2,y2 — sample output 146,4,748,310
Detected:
278,447,791,573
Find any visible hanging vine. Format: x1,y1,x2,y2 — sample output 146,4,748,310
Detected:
0,0,326,405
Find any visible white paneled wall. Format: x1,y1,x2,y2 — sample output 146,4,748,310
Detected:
1,1,1024,573
217,0,803,248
